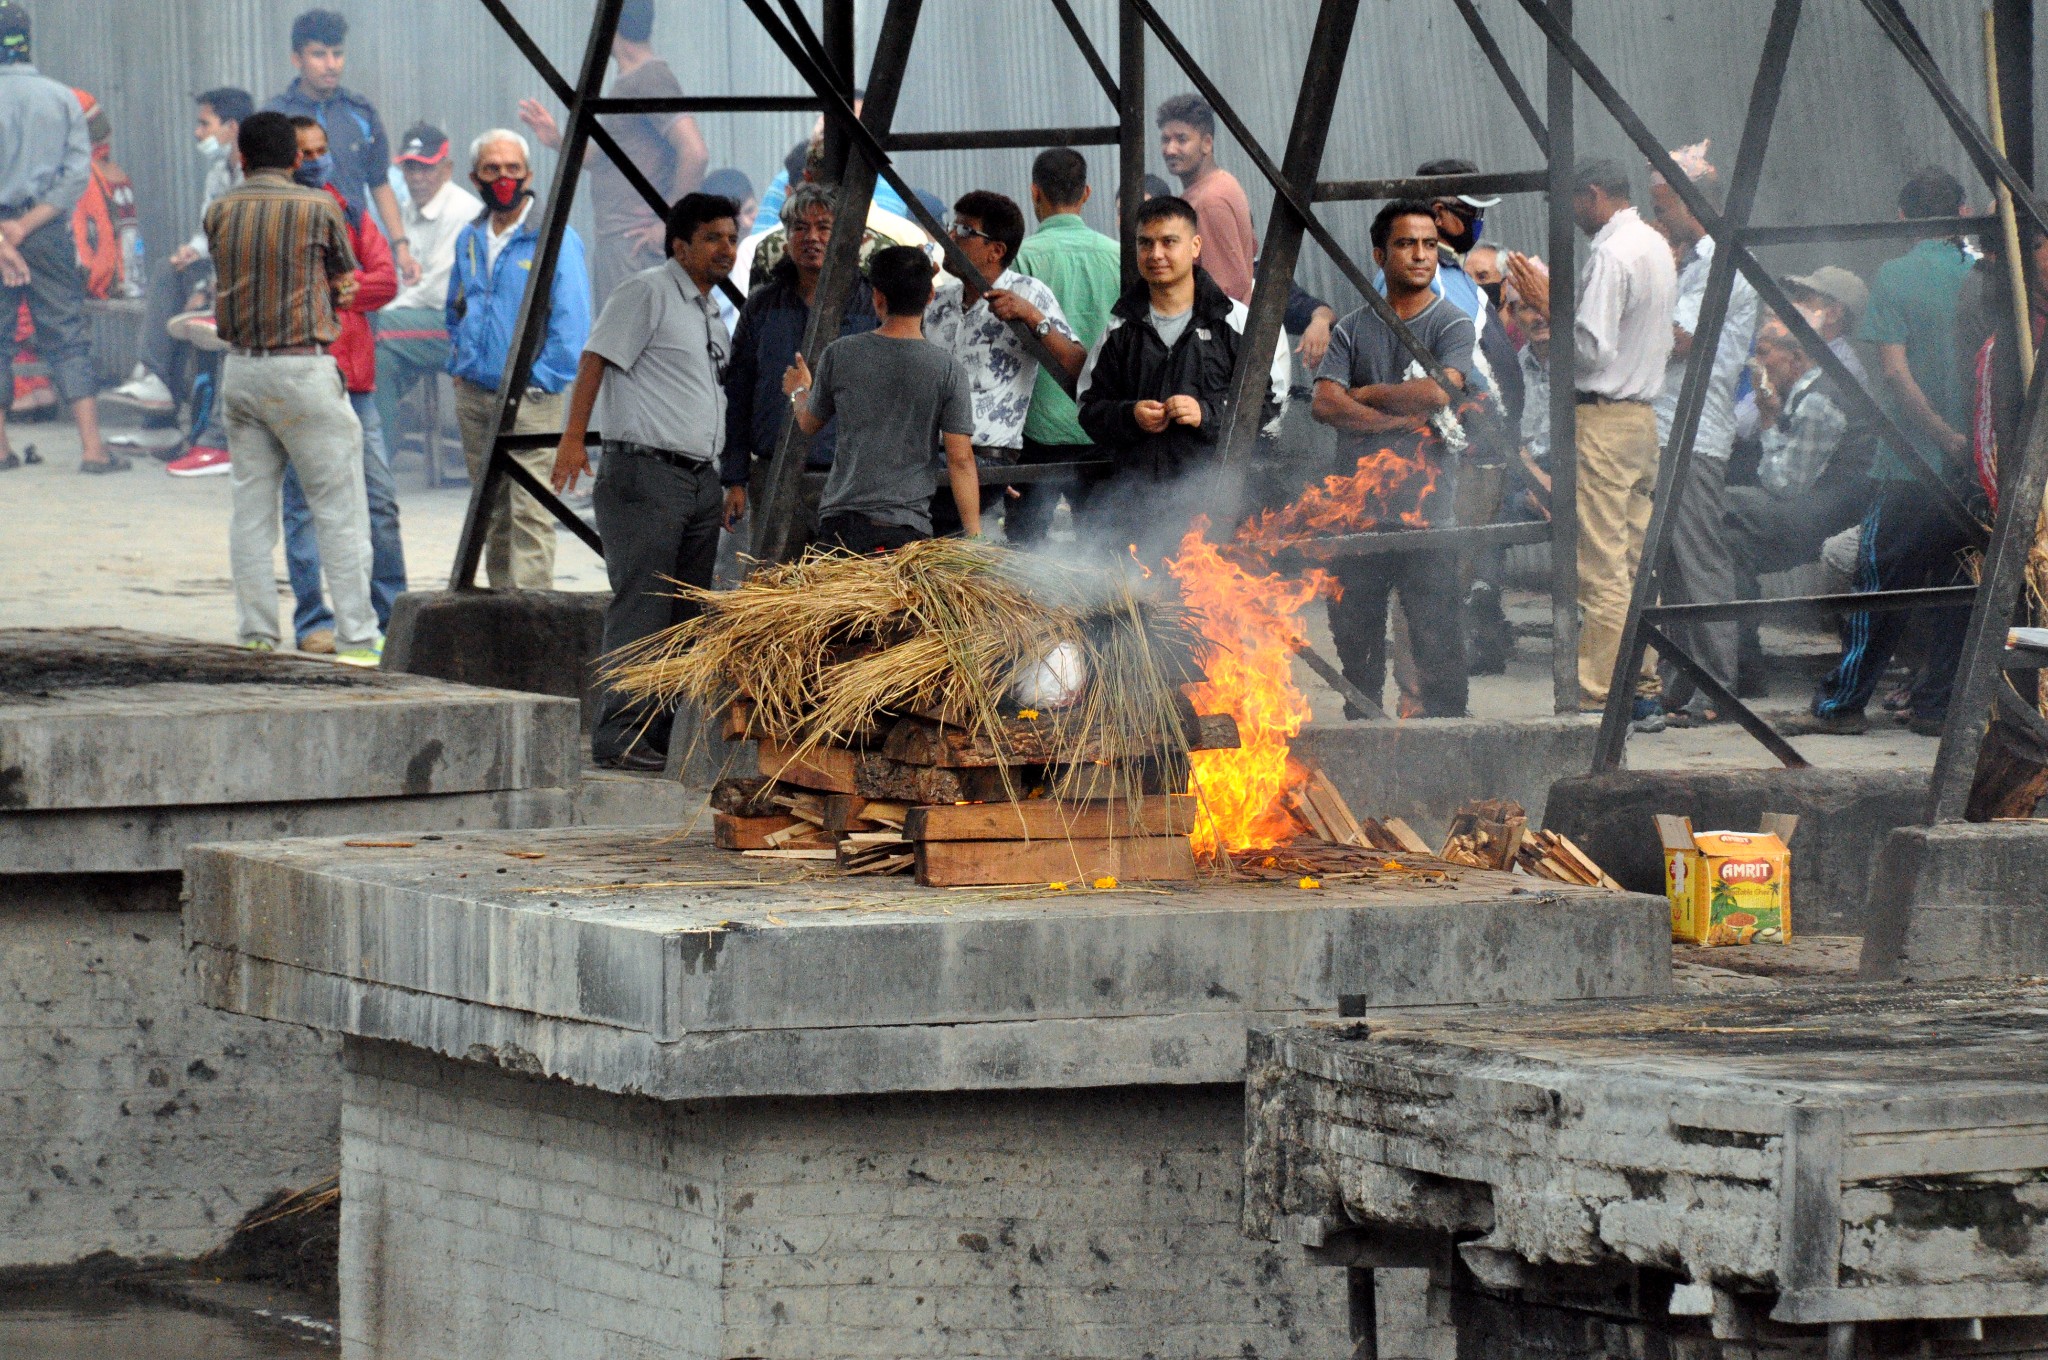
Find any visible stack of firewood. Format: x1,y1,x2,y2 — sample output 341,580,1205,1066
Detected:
709,699,1237,887
1433,797,1621,888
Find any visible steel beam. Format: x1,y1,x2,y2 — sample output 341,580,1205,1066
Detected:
1314,170,1547,202
1274,521,1551,563
1546,0,1579,715
1640,623,1811,769
747,0,922,564
883,126,1122,152
1218,0,1363,466
450,0,624,589
927,460,1112,489
588,95,824,114
1593,0,1802,772
1049,0,1121,108
1118,0,1145,287
1739,216,1977,247
1644,585,1977,626
820,0,855,181
1449,0,1549,155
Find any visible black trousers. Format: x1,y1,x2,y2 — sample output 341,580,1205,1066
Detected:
1327,549,1468,717
591,450,726,762
0,215,93,404
816,513,926,554
1812,482,1975,721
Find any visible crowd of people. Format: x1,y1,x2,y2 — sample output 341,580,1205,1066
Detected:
0,0,2027,761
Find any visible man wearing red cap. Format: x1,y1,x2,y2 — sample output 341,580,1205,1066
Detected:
374,122,480,455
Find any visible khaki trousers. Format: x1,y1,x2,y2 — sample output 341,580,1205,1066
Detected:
455,378,564,590
1575,398,1659,705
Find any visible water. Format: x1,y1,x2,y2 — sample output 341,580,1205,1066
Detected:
0,1286,333,1359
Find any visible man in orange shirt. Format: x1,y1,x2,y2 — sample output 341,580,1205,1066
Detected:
1156,93,1256,303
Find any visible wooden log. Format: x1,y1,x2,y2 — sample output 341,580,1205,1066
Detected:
709,775,780,815
758,739,860,795
905,794,1199,842
880,712,1240,769
914,835,1198,887
821,793,877,835
852,754,1029,804
721,698,755,741
713,811,802,850
1968,715,2048,821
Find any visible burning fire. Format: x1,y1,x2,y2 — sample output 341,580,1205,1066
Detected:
1168,414,1476,859
1168,517,1325,858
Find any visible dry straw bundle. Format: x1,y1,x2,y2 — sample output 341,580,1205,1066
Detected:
602,539,1201,801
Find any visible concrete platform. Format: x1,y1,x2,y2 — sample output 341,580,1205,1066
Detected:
1862,821,2048,982
1246,982,2048,1358
189,825,1668,1359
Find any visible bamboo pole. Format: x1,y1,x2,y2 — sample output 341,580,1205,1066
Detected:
1987,8,2034,384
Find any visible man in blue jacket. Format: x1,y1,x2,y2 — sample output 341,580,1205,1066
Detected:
446,128,590,589
720,181,878,550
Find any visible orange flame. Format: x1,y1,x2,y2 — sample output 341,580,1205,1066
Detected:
1238,440,1441,556
1167,517,1326,858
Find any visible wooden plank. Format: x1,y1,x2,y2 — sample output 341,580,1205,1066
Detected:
712,811,801,850
1381,818,1434,856
846,852,916,877
1302,768,1367,847
880,712,1241,769
859,799,910,828
914,835,1197,887
740,847,838,860
721,698,755,741
758,739,860,794
821,794,874,835
905,795,1199,842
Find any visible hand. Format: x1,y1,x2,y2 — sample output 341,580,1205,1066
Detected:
0,239,27,288
168,244,202,271
397,240,421,287
722,485,748,530
1939,426,1970,461
984,289,1040,328
331,271,359,309
626,220,667,254
1505,253,1551,320
0,219,23,249
516,98,563,151
551,433,589,494
1753,385,1782,429
1295,308,1335,369
1133,400,1170,434
1163,395,1204,427
782,353,812,398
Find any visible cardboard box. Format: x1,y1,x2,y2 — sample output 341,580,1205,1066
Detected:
1655,812,1797,946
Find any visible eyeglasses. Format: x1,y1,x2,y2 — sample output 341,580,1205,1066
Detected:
948,223,995,243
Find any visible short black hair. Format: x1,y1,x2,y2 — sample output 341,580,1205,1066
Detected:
287,114,319,133
239,111,302,172
866,244,935,317
1032,148,1088,207
197,87,254,127
1141,173,1171,201
703,168,754,205
1135,195,1198,232
665,193,739,254
1155,92,1214,137
618,0,655,42
1416,156,1479,179
1573,158,1632,200
1372,199,1438,251
953,189,1025,267
290,8,347,52
1899,165,1965,220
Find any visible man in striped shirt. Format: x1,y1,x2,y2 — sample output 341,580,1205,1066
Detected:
205,109,380,665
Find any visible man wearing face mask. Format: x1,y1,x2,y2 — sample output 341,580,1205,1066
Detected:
274,115,402,655
111,87,248,474
445,128,592,590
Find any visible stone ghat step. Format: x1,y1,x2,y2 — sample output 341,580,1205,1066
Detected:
1246,980,2048,1328
0,627,579,811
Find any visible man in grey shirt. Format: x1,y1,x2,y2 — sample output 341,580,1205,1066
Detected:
0,1,118,473
1310,201,1477,719
783,245,979,553
553,193,741,770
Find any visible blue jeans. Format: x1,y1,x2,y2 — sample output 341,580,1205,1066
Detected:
283,392,406,640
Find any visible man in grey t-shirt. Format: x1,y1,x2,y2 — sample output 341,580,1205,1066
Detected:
1310,201,1477,719
783,246,979,552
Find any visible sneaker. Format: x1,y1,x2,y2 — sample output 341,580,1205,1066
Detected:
166,445,231,477
167,310,227,353
1629,698,1667,734
335,647,382,668
1811,710,1869,735
297,629,336,655
103,371,176,413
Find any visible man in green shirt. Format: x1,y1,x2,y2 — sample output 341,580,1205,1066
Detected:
1811,166,1977,735
1009,147,1122,545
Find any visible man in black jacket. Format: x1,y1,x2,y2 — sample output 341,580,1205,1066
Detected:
1076,194,1287,555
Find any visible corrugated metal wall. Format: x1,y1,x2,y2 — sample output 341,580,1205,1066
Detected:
26,0,2039,309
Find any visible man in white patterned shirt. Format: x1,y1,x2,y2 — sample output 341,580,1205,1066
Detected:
923,189,1086,534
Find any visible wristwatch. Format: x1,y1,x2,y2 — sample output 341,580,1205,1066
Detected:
1033,316,1054,338
789,385,809,405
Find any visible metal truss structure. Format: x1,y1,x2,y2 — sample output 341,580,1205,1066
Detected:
457,0,2039,825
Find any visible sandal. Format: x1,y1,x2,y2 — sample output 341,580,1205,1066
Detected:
0,451,18,471
79,453,133,475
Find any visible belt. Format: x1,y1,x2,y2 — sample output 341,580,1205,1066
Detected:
1574,391,1647,406
608,440,712,470
233,343,327,357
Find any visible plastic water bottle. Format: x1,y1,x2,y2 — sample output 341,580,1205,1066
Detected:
121,225,146,297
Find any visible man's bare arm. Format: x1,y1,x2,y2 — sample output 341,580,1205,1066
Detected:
1311,378,1416,434
1877,342,1966,458
943,432,981,537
